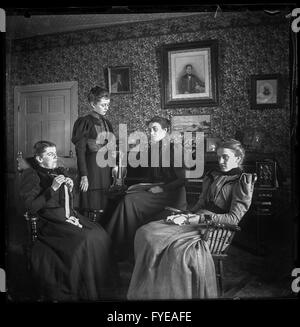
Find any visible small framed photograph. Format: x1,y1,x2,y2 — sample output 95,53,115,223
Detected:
250,74,281,109
206,137,221,152
256,160,277,188
160,40,219,109
108,65,132,94
171,114,211,134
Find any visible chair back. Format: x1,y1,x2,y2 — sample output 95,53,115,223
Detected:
202,172,257,255
202,222,241,255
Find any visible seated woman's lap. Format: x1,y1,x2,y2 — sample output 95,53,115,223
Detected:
38,214,112,251
135,220,200,251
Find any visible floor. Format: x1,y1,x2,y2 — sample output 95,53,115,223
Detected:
6,232,296,302
116,244,295,300
5,201,297,301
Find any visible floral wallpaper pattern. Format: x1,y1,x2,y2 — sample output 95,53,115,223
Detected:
6,12,291,176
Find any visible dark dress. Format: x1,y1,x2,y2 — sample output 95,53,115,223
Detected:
105,137,187,259
178,74,205,94
127,168,255,299
71,111,113,217
19,158,119,301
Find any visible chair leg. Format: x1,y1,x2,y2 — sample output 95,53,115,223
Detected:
218,260,224,297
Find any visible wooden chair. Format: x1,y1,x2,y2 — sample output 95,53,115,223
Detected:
87,209,104,223
201,173,258,296
23,212,39,272
201,222,241,297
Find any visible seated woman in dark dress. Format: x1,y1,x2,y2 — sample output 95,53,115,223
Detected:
105,116,187,260
18,141,119,301
127,139,255,299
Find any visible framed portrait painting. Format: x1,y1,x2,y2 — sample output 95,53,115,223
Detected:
108,65,132,94
160,40,218,109
250,74,281,109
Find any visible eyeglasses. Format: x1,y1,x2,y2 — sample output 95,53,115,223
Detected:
99,103,110,108
44,152,57,158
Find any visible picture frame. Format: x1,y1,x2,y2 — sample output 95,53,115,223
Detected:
256,160,278,188
108,65,132,94
160,40,218,109
242,128,265,152
206,137,221,152
170,115,210,174
250,74,281,109
171,114,211,134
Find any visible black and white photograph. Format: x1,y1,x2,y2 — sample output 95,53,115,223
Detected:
108,65,132,94
2,5,299,310
251,74,281,109
160,40,218,108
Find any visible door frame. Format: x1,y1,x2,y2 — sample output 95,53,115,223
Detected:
14,81,78,172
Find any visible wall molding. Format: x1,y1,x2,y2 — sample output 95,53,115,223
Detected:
10,12,289,53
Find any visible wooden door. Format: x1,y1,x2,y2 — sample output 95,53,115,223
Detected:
14,81,78,161
18,89,72,157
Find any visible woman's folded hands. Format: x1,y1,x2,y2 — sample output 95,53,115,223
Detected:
166,213,200,225
166,208,214,225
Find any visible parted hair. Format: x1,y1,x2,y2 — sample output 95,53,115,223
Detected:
33,140,56,157
88,86,110,105
147,116,171,130
216,138,246,165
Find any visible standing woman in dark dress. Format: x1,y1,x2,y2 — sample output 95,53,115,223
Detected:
72,86,113,221
105,116,187,260
18,141,119,301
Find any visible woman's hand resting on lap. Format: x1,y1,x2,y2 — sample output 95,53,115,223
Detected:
148,186,163,194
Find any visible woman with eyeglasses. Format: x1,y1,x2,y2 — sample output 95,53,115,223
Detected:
17,141,119,301
71,86,114,222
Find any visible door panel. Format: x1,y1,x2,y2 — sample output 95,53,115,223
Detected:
25,120,42,155
26,95,42,114
48,120,66,154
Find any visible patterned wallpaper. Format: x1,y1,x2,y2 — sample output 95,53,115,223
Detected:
6,12,291,176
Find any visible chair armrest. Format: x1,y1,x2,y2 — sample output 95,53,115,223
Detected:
201,221,241,233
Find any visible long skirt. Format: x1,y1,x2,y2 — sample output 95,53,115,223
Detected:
31,213,119,301
77,163,112,215
127,220,218,299
105,186,186,259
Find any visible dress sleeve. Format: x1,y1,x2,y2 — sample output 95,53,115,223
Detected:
190,174,212,212
209,173,255,225
71,116,92,177
20,168,59,214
